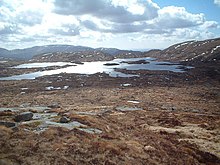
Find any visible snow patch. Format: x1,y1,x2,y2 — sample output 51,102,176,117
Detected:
211,45,220,54
127,101,140,104
174,42,190,49
63,86,69,90
45,86,61,90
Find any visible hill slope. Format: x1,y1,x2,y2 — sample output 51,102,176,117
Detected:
1,38,219,62
0,45,95,60
145,38,220,62
0,45,142,60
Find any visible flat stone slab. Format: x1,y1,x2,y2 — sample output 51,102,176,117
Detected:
32,112,57,120
45,121,86,130
0,106,51,113
0,108,19,112
78,128,102,134
116,106,143,112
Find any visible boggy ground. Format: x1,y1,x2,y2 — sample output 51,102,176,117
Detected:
0,63,220,165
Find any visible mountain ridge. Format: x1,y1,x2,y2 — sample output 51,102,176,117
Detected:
0,37,219,63
0,45,142,60
145,37,220,63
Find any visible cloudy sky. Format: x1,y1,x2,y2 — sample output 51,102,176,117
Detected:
0,0,220,50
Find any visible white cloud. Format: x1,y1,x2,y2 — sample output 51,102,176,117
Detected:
53,0,159,23
214,0,220,6
0,22,19,35
16,10,44,26
152,6,205,29
78,5,211,35
0,0,53,35
200,21,219,29
0,0,219,50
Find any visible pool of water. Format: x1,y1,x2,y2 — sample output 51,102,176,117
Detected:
0,57,193,80
12,62,75,68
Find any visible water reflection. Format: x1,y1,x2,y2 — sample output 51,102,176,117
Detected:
12,62,74,68
0,57,192,80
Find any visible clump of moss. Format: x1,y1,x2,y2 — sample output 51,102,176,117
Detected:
23,121,43,128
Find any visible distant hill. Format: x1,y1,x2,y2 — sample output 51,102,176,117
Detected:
95,47,121,55
145,38,220,62
32,51,114,62
0,45,142,60
1,38,219,62
96,47,143,56
32,49,145,62
0,45,94,60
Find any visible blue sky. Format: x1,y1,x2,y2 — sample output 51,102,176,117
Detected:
154,0,220,22
0,0,220,50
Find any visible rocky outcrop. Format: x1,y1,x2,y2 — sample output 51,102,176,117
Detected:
0,121,16,127
48,102,60,109
60,116,70,123
14,112,33,122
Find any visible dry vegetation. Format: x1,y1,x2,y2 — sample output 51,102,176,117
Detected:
0,64,220,165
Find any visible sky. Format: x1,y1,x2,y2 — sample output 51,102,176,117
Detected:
0,0,220,50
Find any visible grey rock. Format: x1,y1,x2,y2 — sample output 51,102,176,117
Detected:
12,126,19,131
0,121,16,127
60,116,70,123
144,145,156,152
192,109,200,113
20,103,31,108
116,106,142,112
161,105,176,111
48,102,60,108
14,112,33,122
78,128,102,134
0,108,19,112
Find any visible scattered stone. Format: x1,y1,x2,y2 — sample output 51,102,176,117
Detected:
192,109,200,113
0,108,19,112
32,112,57,120
144,145,156,152
78,128,102,134
45,121,86,130
0,106,51,113
116,106,142,112
29,106,51,113
161,105,176,111
60,116,70,123
20,103,31,108
0,111,15,116
198,123,209,128
0,121,16,127
171,107,177,111
14,112,33,122
11,127,19,132
48,102,60,108
45,86,61,90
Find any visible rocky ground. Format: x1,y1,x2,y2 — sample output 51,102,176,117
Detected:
0,60,220,165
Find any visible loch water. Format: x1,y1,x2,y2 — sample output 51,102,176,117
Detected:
0,57,193,80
